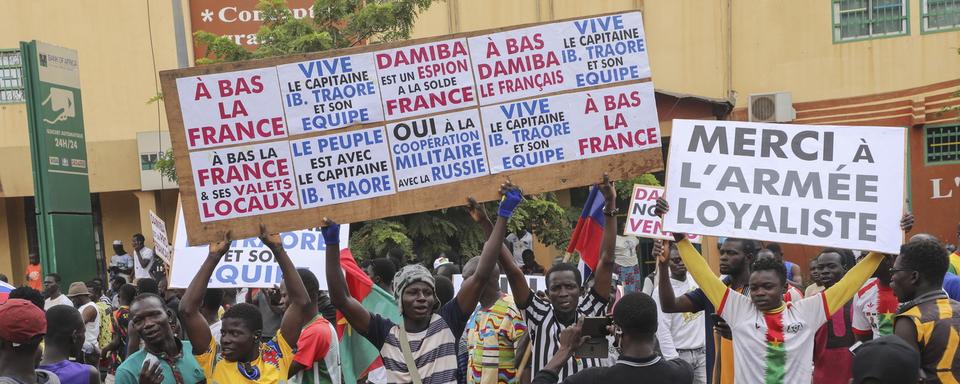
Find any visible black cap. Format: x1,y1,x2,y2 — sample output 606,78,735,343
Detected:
852,335,921,384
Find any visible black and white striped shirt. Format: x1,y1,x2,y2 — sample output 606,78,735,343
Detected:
525,289,609,380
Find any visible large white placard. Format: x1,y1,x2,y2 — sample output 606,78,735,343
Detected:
663,119,905,253
289,126,396,208
388,109,489,191
191,141,300,222
169,209,349,289
277,53,385,135
176,68,288,150
451,274,546,295
469,12,650,105
481,82,660,173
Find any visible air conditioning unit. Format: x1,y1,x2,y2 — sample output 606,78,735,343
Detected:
748,92,796,123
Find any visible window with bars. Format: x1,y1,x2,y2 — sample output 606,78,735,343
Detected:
0,49,24,104
923,0,960,31
833,0,909,42
925,125,960,165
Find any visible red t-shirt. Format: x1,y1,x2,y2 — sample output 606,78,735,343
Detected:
294,316,339,384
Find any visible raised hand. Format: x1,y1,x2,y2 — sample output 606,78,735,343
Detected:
498,180,523,218
655,197,669,218
599,173,616,203
558,317,588,352
208,231,231,258
320,217,340,245
258,225,283,252
654,240,669,266
465,197,490,224
900,212,915,233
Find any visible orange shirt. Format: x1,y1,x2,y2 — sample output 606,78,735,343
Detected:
25,263,42,291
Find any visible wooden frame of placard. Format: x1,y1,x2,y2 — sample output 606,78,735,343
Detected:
160,10,663,246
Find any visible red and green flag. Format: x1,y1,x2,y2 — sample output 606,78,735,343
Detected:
762,312,787,384
335,248,401,384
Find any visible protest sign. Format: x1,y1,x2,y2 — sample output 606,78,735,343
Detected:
277,53,384,135
468,12,650,105
482,82,659,173
623,185,700,243
389,109,489,191
289,126,395,207
451,274,546,295
663,119,905,254
160,11,664,245
176,68,288,150
191,141,300,221
149,210,172,264
169,209,349,289
375,38,476,120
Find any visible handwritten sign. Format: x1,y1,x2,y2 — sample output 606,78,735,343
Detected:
176,68,287,149
389,109,489,191
663,120,905,254
624,185,700,243
277,53,384,135
289,126,395,208
149,210,172,264
191,141,300,221
375,38,476,120
469,12,649,105
482,82,659,173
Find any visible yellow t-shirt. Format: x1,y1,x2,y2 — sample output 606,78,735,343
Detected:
195,331,295,384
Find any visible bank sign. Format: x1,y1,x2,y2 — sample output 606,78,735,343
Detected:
23,41,91,213
189,0,317,59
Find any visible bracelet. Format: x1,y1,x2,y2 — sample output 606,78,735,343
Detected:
602,207,619,217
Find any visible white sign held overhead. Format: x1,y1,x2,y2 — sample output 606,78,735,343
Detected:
169,209,349,289
663,119,905,253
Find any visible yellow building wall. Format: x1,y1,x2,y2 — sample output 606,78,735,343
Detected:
0,0,189,197
728,0,960,107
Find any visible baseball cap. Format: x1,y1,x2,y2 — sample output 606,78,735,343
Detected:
0,299,46,346
433,257,452,270
852,335,921,384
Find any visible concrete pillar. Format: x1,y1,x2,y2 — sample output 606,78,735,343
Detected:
133,191,158,249
0,199,13,282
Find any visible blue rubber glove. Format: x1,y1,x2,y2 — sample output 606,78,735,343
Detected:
498,188,523,218
321,222,340,245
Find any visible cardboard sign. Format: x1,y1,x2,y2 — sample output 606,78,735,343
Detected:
375,38,476,120
191,141,300,221
160,11,664,245
481,82,659,173
389,109,489,191
149,210,172,264
277,53,384,135
289,127,396,208
176,68,288,150
169,209,349,289
451,274,546,295
623,185,700,243
469,12,650,105
663,119,906,254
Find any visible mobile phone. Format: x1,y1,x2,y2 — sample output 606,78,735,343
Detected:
581,316,612,338
142,353,160,369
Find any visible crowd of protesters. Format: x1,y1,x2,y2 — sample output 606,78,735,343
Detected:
0,175,958,384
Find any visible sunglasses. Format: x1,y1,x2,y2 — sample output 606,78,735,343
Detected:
888,267,915,275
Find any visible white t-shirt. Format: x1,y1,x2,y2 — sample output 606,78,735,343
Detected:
720,289,829,384
506,232,532,266
653,274,704,359
613,235,640,267
44,294,73,310
79,301,100,353
133,247,155,280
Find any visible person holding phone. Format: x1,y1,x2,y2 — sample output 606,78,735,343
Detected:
530,293,693,384
499,174,619,381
